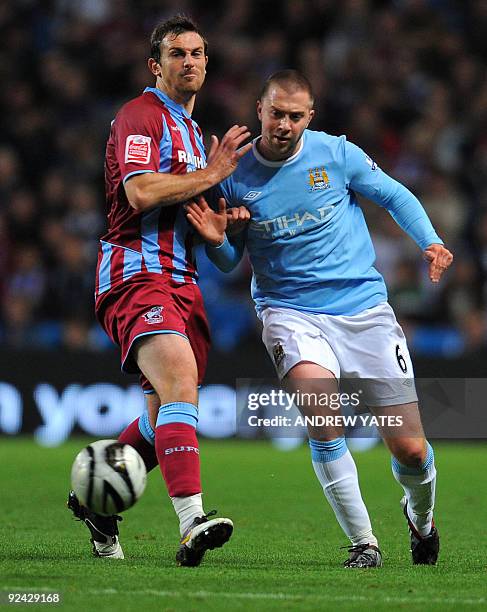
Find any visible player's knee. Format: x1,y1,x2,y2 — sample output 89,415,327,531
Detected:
392,441,426,467
143,361,197,402
165,377,197,403
147,373,197,405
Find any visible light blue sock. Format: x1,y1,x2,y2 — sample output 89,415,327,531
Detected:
392,443,436,537
310,437,377,546
156,402,198,428
138,410,155,445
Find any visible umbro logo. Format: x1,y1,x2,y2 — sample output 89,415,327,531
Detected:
365,154,378,171
171,126,180,132
243,191,262,201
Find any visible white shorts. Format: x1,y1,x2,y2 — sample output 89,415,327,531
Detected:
260,302,418,407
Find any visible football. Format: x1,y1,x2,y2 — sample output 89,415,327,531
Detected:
71,440,147,516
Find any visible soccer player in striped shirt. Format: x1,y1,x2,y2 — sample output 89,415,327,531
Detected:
68,15,251,566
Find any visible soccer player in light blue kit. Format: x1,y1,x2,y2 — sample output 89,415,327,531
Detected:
186,70,453,568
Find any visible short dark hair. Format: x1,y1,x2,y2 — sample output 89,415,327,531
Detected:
150,14,208,63
259,69,314,105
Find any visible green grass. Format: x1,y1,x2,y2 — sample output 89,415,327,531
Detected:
1,438,486,611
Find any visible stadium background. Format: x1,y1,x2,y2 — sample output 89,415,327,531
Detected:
1,0,486,444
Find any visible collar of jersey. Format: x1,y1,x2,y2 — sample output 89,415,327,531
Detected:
144,87,191,119
252,132,305,167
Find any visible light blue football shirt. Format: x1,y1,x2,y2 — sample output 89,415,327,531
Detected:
209,130,442,316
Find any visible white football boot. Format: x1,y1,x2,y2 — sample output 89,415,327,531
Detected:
176,510,233,566
67,490,124,559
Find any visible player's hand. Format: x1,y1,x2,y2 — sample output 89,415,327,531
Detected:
226,206,250,236
185,195,227,246
206,125,252,182
423,243,453,283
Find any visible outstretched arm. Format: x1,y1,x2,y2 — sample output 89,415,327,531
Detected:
345,140,453,283
185,195,247,272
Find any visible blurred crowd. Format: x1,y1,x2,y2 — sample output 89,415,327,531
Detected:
1,0,486,357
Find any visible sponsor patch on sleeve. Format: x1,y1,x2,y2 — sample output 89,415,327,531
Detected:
125,134,152,164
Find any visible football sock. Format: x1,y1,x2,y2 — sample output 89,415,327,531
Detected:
392,442,436,537
171,493,205,536
118,412,158,472
309,437,378,547
156,403,202,533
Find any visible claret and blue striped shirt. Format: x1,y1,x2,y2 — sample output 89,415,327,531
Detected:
96,87,205,297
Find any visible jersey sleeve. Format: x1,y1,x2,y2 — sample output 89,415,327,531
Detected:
203,180,233,211
113,102,163,184
215,179,234,206
204,177,245,271
204,180,246,271
205,232,246,273
344,139,444,250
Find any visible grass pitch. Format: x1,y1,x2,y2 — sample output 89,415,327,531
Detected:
0,438,486,611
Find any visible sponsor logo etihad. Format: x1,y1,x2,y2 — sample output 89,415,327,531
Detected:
251,205,335,236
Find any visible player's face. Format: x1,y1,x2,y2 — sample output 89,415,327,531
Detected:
155,31,207,102
257,86,314,161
